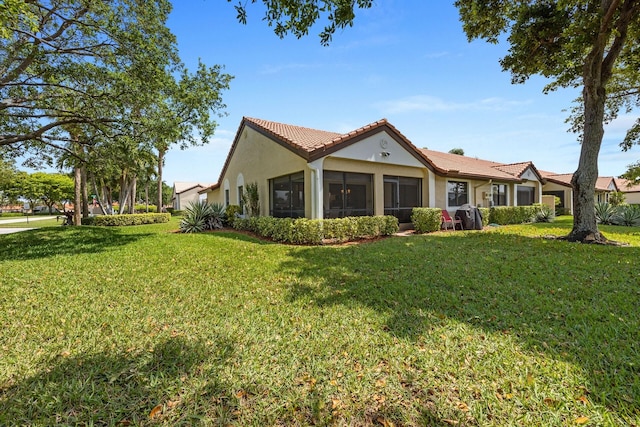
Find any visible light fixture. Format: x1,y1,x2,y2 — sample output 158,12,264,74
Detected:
381,151,391,157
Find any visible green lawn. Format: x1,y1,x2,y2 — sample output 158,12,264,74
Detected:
1,218,638,426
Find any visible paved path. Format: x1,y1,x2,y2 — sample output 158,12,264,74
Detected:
0,216,56,234
0,215,56,225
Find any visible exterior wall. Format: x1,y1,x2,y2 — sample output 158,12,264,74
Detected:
175,187,204,210
542,182,573,214
624,192,640,204
218,126,308,216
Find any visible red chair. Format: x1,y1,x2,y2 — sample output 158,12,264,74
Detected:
441,209,463,230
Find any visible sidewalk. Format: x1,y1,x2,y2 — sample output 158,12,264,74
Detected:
0,215,56,225
0,216,56,234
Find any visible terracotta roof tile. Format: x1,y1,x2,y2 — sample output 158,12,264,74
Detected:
615,178,640,192
244,117,343,153
419,149,526,181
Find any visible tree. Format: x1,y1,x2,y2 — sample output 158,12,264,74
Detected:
231,0,374,45
621,160,640,184
448,148,465,155
31,172,74,213
454,1,640,243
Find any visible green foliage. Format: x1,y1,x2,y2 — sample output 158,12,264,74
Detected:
133,204,157,213
608,191,626,207
489,206,538,225
179,201,224,233
224,204,242,226
82,213,170,226
478,207,490,227
234,215,398,245
448,148,465,155
242,182,260,217
411,208,442,233
614,204,640,227
594,202,618,225
533,204,555,223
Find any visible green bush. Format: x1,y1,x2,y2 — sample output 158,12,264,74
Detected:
81,213,170,226
533,204,555,223
614,204,640,226
594,202,617,225
134,204,157,213
478,207,490,227
233,215,397,245
411,208,442,233
489,206,538,225
179,201,225,233
225,204,242,227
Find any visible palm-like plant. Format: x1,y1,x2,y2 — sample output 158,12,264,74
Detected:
180,201,225,233
594,202,618,225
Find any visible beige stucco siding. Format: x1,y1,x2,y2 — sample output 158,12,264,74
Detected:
175,187,204,210
217,126,308,216
624,192,640,204
322,157,429,216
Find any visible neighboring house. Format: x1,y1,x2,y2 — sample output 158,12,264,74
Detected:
171,182,212,210
200,117,546,223
541,172,618,214
614,178,640,204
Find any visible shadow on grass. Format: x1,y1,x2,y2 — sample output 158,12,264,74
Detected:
281,231,640,418
0,227,154,261
0,336,235,425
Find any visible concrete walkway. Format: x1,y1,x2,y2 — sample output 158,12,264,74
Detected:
0,216,56,234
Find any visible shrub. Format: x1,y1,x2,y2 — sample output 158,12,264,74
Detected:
225,204,242,227
180,201,224,233
233,215,397,244
533,204,555,223
81,213,170,226
614,204,640,226
478,207,490,227
594,202,618,225
411,208,442,233
134,204,157,213
241,182,260,217
489,206,538,225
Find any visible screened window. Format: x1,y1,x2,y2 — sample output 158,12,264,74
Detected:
517,186,535,206
447,181,468,207
224,189,230,206
492,184,507,206
324,171,373,218
238,185,244,213
270,172,305,218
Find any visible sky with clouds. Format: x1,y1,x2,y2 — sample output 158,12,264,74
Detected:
163,0,638,185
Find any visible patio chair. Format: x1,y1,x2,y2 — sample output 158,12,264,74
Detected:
441,209,463,231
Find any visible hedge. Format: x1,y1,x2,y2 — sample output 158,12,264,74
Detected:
81,213,171,226
411,208,442,233
488,206,538,225
233,215,399,245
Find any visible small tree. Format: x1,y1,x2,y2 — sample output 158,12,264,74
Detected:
448,148,465,155
242,182,260,217
608,191,626,207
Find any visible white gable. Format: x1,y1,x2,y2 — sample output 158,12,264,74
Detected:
521,167,539,181
325,131,424,168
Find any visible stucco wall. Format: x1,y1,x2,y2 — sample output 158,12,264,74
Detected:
215,126,309,216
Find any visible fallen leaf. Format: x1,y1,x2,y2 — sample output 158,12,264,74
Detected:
375,378,387,388
442,419,459,425
457,402,469,411
149,404,163,419
577,395,589,405
575,416,589,424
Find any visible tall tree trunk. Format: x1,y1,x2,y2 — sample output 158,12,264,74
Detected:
81,163,89,218
157,148,165,213
145,182,149,213
92,175,108,215
129,174,137,214
74,166,82,226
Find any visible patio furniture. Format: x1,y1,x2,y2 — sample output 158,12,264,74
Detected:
441,209,463,230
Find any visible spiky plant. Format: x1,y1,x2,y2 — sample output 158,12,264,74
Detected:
614,204,640,226
180,200,212,233
594,202,618,225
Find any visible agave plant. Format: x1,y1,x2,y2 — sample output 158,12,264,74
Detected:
614,204,640,226
180,201,212,233
594,202,618,225
205,202,225,230
534,204,555,223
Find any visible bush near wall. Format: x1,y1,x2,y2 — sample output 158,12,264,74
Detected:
81,213,171,226
478,207,490,227
411,208,442,233
134,204,158,213
489,206,538,225
233,215,399,245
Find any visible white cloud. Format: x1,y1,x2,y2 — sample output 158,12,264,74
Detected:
375,95,532,114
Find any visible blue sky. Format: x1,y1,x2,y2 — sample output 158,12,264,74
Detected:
163,0,638,185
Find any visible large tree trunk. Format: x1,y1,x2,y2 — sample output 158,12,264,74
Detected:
73,166,82,226
129,174,137,214
157,148,165,213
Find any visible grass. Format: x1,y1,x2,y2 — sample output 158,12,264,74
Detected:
0,218,63,228
1,217,639,426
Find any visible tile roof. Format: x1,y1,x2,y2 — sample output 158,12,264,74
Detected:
244,117,343,153
174,182,213,194
420,149,537,181
615,178,640,193
540,172,616,191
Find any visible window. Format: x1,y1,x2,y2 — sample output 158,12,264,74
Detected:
492,184,507,206
517,186,535,206
224,189,230,206
447,181,468,207
384,176,422,223
324,171,373,218
238,185,244,213
270,172,305,218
